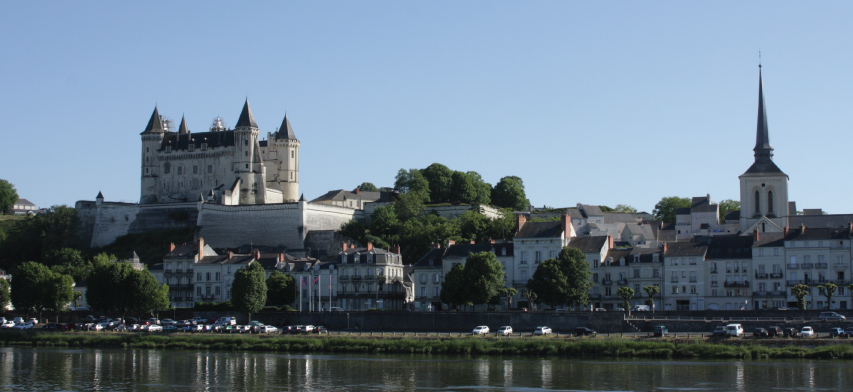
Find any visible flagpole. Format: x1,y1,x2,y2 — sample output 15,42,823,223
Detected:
299,276,303,312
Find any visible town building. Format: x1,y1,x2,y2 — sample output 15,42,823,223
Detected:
12,199,36,215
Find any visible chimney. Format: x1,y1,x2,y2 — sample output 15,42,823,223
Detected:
279,253,284,263
169,242,175,252
367,242,373,251
752,229,759,242
227,250,233,260
355,187,360,195
849,222,853,234
800,224,806,234
562,214,572,238
197,237,205,257
447,240,456,246
783,226,789,236
608,235,614,249
342,242,348,252
350,244,355,249
489,238,495,244
516,214,527,232
392,244,401,254
661,242,668,255
470,240,476,245
253,249,261,260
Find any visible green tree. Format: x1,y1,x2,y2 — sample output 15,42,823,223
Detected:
357,182,378,192
0,205,80,269
394,191,425,221
86,262,137,317
643,285,660,313
369,205,401,239
266,270,296,307
422,163,454,203
463,251,505,306
0,179,18,215
718,199,741,223
491,176,529,211
46,248,93,283
614,204,637,213
0,278,10,311
522,289,537,311
652,196,691,223
467,171,492,205
818,283,837,310
487,208,516,241
458,210,490,243
617,287,634,311
338,220,367,245
792,284,810,310
527,247,591,309
44,273,75,322
125,268,169,317
450,171,477,204
394,168,430,202
440,264,469,310
231,262,267,321
501,287,518,310
11,262,72,319
72,291,83,310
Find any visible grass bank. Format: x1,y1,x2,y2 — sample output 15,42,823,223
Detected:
2,331,853,360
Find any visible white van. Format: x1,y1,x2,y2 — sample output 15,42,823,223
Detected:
632,305,650,312
214,317,237,326
725,323,744,337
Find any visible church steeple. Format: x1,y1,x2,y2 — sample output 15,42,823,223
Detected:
754,66,772,161
236,99,258,128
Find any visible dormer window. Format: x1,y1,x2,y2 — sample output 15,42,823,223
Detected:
188,144,194,152
632,255,638,263
201,143,208,151
165,145,171,153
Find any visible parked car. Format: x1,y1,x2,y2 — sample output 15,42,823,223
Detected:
91,323,104,331
259,325,278,334
297,325,315,333
161,319,177,326
473,326,490,335
753,328,768,337
574,327,597,337
144,324,163,332
13,322,35,330
534,326,553,336
725,324,744,337
816,312,846,321
844,327,853,338
783,327,800,338
767,326,782,337
829,327,844,337
653,325,669,337
314,326,328,334
1,321,17,329
248,321,265,333
632,305,650,312
712,326,727,337
162,325,178,332
184,324,203,332
801,326,815,337
497,326,513,336
146,318,160,326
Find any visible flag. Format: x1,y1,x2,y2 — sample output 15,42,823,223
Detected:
302,277,306,286
313,276,319,285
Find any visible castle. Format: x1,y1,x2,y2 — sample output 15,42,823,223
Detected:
140,100,299,205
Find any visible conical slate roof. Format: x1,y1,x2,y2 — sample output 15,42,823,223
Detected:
141,106,165,134
743,67,786,176
178,115,189,134
236,99,258,128
276,114,298,140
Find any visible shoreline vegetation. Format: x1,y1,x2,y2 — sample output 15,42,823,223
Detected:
2,331,853,360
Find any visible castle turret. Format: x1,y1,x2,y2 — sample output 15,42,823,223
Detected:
140,106,166,204
233,99,266,204
273,114,300,202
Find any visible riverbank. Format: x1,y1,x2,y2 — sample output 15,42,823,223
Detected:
2,331,853,360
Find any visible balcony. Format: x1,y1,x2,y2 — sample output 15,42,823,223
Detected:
589,294,602,299
816,263,828,269
339,276,350,281
801,263,814,269
753,291,786,297
770,272,783,279
755,273,768,279
787,264,799,270
670,279,679,283
787,279,805,286
187,269,193,273
689,278,697,283
710,269,717,274
834,264,849,270
362,276,375,282
617,279,628,285
724,281,749,288
601,279,612,285
173,297,182,302
512,280,528,286
352,276,362,282
711,281,718,287
201,295,215,300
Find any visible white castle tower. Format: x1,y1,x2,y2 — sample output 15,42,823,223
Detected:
271,114,300,202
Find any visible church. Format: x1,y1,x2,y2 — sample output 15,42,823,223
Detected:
140,100,300,205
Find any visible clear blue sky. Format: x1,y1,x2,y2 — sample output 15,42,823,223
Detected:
3,2,852,214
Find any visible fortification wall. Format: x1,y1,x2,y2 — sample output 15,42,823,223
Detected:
79,201,200,248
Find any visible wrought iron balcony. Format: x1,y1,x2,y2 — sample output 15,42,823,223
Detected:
755,273,768,279
724,281,749,288
815,263,828,269
770,272,783,279
617,279,628,285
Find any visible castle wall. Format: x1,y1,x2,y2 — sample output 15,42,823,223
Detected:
82,201,199,248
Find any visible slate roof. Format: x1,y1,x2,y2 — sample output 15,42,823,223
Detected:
516,221,563,238
444,242,513,259
235,99,258,128
164,243,218,258
605,248,632,262
664,242,708,257
784,226,851,242
706,235,754,259
178,115,189,134
580,204,603,217
275,114,297,140
568,236,608,253
310,189,384,203
752,232,785,248
603,213,640,223
724,210,740,221
690,196,718,213
160,130,237,151
141,106,165,134
412,248,446,269
743,69,786,177
790,214,853,230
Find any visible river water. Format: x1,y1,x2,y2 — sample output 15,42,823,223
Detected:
1,347,851,391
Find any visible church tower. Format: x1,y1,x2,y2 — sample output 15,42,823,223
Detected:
140,106,165,204
273,114,300,202
233,99,266,205
739,66,789,233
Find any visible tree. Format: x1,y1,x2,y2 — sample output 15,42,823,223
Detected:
617,287,634,312
450,171,477,204
0,179,18,214
818,283,837,310
72,291,83,310
467,171,492,205
125,269,169,317
0,205,80,269
652,196,691,223
643,285,660,313
522,290,538,311
0,278,9,311
501,287,518,310
440,264,468,310
86,262,167,319
526,247,591,309
492,176,529,211
232,262,267,321
357,182,378,192
462,251,505,306
46,248,93,283
791,284,810,310
394,191,425,221
718,199,741,223
11,262,73,320
338,220,367,245
614,204,637,213
266,270,296,307
422,163,454,203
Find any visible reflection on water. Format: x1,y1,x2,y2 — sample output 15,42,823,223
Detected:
1,347,852,391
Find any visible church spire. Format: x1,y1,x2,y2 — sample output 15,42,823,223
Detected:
142,106,164,134
236,99,258,128
753,66,773,161
178,115,189,134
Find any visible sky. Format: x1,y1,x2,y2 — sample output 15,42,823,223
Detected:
2,2,852,215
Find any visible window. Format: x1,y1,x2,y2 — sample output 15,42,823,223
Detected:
633,269,640,278
520,251,527,264
420,274,427,284
206,272,211,281
534,251,541,264
755,191,760,213
197,287,201,295
768,191,774,213
227,266,231,274
177,166,183,175
671,258,678,266
672,286,679,294
215,286,220,295
433,273,440,283
188,144,194,152
420,287,426,297
193,166,198,174
690,286,696,294
197,273,202,281
433,287,439,297
215,272,220,281
245,151,248,157
291,151,294,158
207,165,213,173
689,258,696,265
605,287,611,296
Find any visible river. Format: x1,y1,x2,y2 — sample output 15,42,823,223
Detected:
1,347,851,391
